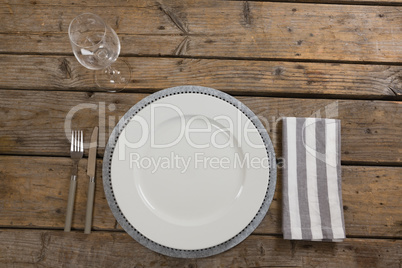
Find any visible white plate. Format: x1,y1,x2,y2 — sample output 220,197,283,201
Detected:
103,86,276,257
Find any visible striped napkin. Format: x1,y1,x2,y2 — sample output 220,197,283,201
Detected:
282,117,345,242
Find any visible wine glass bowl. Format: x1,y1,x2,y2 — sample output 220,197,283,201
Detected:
68,13,130,91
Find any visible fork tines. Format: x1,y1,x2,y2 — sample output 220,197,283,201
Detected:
71,130,84,153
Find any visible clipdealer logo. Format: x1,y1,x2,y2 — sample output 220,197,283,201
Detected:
64,100,339,171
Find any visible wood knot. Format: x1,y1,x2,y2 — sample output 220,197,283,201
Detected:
115,16,120,30
274,67,285,76
242,1,252,26
58,58,72,79
158,3,188,34
174,36,190,56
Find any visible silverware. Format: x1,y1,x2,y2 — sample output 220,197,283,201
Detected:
84,127,98,234
64,130,84,232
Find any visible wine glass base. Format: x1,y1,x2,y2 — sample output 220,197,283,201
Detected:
95,59,131,92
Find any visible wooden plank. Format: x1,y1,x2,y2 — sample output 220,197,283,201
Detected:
0,90,401,163
0,229,400,267
0,1,401,62
0,156,401,238
5,0,402,6
0,55,401,98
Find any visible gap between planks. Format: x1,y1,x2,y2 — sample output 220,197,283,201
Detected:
0,52,402,67
0,87,400,101
0,227,400,241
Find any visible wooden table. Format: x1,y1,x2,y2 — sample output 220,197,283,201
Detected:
0,0,401,267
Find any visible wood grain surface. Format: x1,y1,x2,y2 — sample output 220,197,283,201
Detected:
0,55,401,98
0,155,401,238
4,0,402,5
0,90,400,164
0,229,400,267
0,0,401,266
1,1,401,62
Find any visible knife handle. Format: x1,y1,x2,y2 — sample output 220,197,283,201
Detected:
64,175,77,232
84,178,95,234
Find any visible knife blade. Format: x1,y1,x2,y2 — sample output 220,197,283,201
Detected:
85,126,98,234
87,126,98,179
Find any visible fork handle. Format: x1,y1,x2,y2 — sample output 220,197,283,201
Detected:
64,175,77,232
84,177,95,234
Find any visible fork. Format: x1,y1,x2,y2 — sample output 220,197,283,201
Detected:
64,130,84,232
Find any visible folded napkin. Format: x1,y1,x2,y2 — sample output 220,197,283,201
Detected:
282,117,345,242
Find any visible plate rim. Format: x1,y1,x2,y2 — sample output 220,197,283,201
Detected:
102,85,277,258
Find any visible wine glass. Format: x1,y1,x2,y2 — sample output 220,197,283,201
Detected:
68,13,131,92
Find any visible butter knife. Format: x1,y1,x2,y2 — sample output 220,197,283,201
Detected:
84,126,98,234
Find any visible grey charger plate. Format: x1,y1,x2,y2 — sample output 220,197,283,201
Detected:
102,85,277,258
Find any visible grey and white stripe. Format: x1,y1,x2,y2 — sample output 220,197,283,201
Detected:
282,117,345,241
